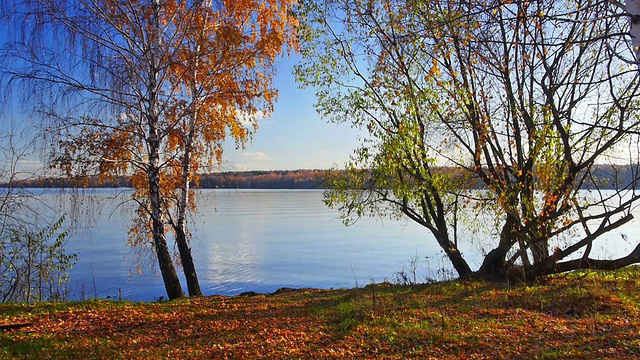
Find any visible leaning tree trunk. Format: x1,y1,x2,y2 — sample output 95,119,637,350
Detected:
547,243,640,274
170,69,204,297
174,168,202,296
401,192,473,279
174,136,202,297
442,240,473,280
174,224,201,297
526,213,638,280
432,221,473,280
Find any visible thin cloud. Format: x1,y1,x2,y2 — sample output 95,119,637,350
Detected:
229,151,271,171
239,152,269,161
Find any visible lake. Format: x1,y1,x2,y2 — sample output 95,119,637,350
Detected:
38,189,640,301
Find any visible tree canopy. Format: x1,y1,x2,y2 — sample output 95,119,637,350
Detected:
296,0,640,281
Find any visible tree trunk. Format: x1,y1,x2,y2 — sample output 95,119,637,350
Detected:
174,122,202,297
152,221,185,300
403,198,473,280
525,242,640,281
551,242,640,273
434,233,472,279
477,246,506,280
170,69,203,297
148,151,185,300
445,243,473,280
530,238,549,265
401,194,473,279
477,214,519,281
146,0,184,300
174,224,202,296
627,0,640,63
526,213,636,280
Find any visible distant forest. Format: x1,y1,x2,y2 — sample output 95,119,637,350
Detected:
199,170,331,189
7,165,640,190
10,169,333,189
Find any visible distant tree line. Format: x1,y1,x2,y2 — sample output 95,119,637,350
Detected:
7,176,132,189
5,169,333,189
3,165,639,190
199,170,332,189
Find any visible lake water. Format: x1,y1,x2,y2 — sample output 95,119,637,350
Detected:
37,189,640,301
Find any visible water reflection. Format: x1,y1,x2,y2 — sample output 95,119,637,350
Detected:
191,190,457,296
26,188,640,301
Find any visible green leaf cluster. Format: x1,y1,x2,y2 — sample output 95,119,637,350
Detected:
0,215,76,303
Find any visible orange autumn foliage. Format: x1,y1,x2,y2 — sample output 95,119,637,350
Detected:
94,0,297,228
65,0,297,297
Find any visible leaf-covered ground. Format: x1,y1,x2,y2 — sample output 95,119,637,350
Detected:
1,268,640,359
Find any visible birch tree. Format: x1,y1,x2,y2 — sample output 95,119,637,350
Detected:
164,0,297,296
1,0,297,299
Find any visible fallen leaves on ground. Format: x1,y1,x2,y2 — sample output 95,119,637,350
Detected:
1,268,640,359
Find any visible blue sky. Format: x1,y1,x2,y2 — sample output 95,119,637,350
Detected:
221,54,362,171
3,54,360,174
0,24,359,173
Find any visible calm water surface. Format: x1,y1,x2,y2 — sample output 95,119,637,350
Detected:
41,189,640,301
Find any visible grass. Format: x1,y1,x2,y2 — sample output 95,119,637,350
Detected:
1,267,640,359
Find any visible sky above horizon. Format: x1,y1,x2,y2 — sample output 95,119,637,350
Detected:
2,53,361,175
0,25,360,174
220,54,362,172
